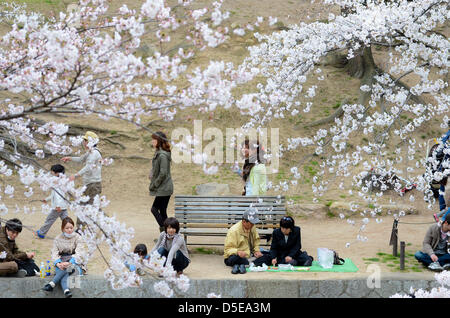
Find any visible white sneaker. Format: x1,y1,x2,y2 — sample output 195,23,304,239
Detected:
428,261,444,272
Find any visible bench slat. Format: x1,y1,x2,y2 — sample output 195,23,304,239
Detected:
174,195,285,245
175,202,285,207
174,214,283,219
179,228,274,234
175,206,285,211
175,196,286,202
177,218,280,227
175,195,285,198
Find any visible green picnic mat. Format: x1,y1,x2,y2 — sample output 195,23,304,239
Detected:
249,258,358,273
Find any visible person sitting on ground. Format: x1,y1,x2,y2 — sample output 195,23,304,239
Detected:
0,218,38,277
125,243,149,276
43,217,87,298
414,213,450,272
255,216,313,267
150,217,190,276
35,164,69,239
224,208,265,274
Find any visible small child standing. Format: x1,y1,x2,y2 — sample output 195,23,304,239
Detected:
35,164,69,239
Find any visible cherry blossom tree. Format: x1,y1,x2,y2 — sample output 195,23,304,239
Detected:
391,270,450,298
0,0,257,294
0,0,449,297
235,0,448,237
233,0,449,295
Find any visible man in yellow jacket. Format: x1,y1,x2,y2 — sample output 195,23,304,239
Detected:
224,208,265,274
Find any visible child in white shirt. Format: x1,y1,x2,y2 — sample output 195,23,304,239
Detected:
35,164,69,239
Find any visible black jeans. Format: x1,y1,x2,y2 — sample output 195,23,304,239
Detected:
255,251,313,266
224,255,268,267
158,247,189,272
151,196,171,227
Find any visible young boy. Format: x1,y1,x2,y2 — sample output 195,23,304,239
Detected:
35,164,69,239
125,244,149,276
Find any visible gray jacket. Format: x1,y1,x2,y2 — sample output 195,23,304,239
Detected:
149,150,173,197
151,232,190,265
422,223,450,256
70,148,102,185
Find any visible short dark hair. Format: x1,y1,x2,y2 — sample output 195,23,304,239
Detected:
51,164,65,174
163,217,179,233
444,213,450,225
280,215,295,230
6,218,22,233
61,217,75,231
134,244,148,257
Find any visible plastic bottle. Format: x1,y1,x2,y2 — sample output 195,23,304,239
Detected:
39,262,45,278
45,260,51,276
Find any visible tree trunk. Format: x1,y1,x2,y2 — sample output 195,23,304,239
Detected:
352,47,377,107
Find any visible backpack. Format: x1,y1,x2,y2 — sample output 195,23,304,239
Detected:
15,259,40,276
332,250,345,265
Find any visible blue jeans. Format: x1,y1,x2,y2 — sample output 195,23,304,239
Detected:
52,265,82,291
157,247,189,272
415,251,450,266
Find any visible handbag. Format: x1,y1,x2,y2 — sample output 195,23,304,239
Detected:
332,250,345,265
15,259,40,276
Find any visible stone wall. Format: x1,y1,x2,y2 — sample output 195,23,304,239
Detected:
0,276,439,298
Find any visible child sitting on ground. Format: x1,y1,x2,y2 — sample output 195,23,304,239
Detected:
35,164,69,239
125,243,149,276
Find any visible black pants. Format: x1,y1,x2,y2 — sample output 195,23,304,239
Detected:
256,251,313,266
151,196,171,227
224,255,268,267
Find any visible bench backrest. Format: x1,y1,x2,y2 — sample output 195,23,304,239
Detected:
174,195,286,229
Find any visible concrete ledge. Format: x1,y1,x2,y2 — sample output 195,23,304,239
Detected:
0,275,439,298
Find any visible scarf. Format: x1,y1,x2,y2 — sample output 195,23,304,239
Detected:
63,232,76,239
160,232,179,250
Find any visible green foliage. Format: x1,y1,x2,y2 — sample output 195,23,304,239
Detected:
364,250,424,273
332,102,341,109
287,195,303,203
194,247,218,255
304,165,318,177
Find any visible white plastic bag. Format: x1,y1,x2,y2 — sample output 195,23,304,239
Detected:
317,248,334,269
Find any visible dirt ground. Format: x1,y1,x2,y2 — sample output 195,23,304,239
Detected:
14,179,440,280
1,0,445,282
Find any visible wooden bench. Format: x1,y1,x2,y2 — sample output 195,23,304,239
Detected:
174,195,287,246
